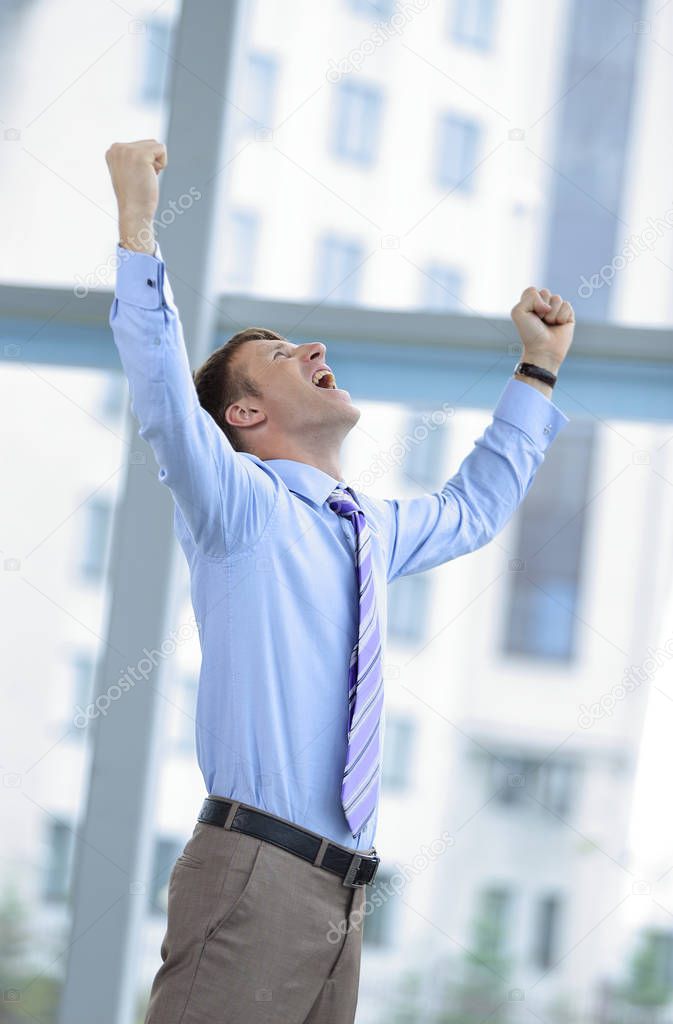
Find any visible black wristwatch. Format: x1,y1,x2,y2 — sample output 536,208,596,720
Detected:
514,361,558,388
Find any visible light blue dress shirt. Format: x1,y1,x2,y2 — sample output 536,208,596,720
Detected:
110,244,569,851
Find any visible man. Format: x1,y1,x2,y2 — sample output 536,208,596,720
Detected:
105,139,573,1024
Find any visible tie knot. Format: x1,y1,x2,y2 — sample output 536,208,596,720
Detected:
327,486,361,517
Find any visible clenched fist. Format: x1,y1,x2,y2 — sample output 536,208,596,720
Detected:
105,139,167,253
510,286,575,375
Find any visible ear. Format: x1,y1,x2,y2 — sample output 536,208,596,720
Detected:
224,401,266,429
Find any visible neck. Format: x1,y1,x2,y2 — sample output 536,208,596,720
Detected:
255,437,344,481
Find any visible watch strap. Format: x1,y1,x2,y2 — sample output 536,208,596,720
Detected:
514,361,558,388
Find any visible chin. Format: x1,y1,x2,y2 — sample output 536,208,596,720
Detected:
342,401,361,428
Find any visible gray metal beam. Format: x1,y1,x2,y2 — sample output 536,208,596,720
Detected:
3,292,672,421
57,3,246,1023
2,282,673,365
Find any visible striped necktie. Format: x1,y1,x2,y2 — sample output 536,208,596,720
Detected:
328,486,384,839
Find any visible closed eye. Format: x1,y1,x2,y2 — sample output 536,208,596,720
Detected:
273,349,290,359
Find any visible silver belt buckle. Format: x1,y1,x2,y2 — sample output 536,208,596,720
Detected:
342,854,363,888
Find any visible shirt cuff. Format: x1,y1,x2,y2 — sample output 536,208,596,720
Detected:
493,377,569,451
114,243,175,310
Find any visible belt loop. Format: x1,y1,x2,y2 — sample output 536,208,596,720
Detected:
313,837,329,868
223,800,240,830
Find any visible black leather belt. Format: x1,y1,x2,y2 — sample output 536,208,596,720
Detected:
198,797,380,888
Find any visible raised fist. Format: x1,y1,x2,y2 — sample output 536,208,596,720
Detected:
105,138,167,215
510,287,575,373
105,139,167,252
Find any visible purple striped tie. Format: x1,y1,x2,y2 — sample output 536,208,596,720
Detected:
328,486,383,839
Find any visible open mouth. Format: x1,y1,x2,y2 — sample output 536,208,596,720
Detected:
311,368,337,390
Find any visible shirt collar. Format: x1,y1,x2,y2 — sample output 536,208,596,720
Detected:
264,458,345,507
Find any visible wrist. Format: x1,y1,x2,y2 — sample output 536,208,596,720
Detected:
521,350,562,375
118,205,156,254
513,371,553,399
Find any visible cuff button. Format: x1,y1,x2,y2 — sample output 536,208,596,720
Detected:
146,278,156,287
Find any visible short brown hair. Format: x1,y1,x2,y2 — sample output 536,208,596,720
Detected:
193,327,285,451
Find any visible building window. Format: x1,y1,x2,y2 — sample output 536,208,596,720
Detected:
101,376,125,421
140,18,173,105
421,265,464,312
243,53,278,133
314,235,365,303
537,760,575,816
401,409,449,489
150,838,183,915
382,715,415,791
490,754,577,817
171,674,198,754
331,80,383,166
631,931,673,992
450,0,497,50
363,868,397,947
44,820,74,902
387,574,429,645
474,887,511,959
222,209,260,291
348,0,397,15
532,894,562,969
80,496,112,583
503,421,595,661
436,114,481,192
69,651,95,739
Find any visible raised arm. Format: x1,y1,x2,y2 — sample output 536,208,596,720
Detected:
379,287,575,580
105,140,278,557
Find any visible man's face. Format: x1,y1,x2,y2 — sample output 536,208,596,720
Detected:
230,337,361,440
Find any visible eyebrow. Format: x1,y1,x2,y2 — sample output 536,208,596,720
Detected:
269,341,295,355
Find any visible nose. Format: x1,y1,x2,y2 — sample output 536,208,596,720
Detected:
302,341,327,364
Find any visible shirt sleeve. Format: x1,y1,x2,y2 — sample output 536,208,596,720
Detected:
109,243,278,558
380,378,570,581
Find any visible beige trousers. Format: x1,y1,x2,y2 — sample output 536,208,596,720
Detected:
144,805,368,1024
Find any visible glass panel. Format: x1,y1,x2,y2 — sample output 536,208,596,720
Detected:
222,208,261,291
0,363,127,1020
240,52,279,134
362,869,399,948
381,715,415,791
331,80,383,166
419,264,465,312
503,420,596,661
532,893,562,969
450,0,498,50
388,574,430,644
435,113,481,191
314,234,366,303
476,886,511,958
347,0,397,18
